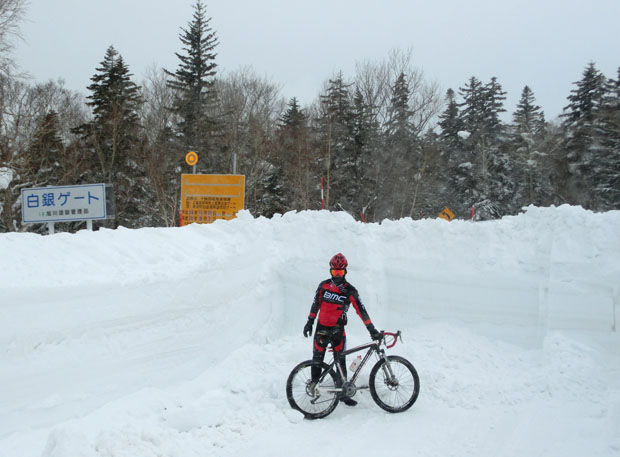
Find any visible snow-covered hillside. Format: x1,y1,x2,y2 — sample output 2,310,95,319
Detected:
1,205,619,456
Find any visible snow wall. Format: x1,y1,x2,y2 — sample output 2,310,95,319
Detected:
2,205,618,350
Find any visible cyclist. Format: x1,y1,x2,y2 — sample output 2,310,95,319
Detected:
303,252,381,406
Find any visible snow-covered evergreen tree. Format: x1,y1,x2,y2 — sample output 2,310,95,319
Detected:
513,86,546,138
560,62,608,208
165,0,219,169
277,97,316,210
350,88,379,219
510,86,550,208
23,112,64,186
438,88,463,151
76,45,149,228
596,67,620,209
380,72,417,218
82,46,141,182
482,77,507,139
317,72,354,211
456,76,511,219
458,76,485,139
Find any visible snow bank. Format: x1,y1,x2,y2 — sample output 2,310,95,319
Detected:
1,205,619,457
2,205,618,331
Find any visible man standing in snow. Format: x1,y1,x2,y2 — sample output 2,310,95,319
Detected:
303,252,381,406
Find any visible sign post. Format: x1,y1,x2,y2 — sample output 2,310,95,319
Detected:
180,174,245,225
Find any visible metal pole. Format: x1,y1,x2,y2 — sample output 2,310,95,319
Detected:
48,222,55,235
87,219,93,231
613,285,618,332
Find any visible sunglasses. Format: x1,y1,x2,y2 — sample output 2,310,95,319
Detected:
330,268,346,277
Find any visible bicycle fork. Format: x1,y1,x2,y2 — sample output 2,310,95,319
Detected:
377,350,399,388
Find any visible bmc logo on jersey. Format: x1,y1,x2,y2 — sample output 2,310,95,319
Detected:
323,291,346,303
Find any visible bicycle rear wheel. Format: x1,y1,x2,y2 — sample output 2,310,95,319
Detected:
286,360,340,419
369,355,419,413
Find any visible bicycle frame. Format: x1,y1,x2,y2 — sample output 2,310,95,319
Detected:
317,331,401,395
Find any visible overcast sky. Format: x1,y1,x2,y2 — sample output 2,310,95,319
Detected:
14,0,620,121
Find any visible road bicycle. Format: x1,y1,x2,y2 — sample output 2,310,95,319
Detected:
286,330,420,419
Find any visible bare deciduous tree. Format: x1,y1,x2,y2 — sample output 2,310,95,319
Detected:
0,77,88,231
215,66,286,215
0,0,26,78
140,66,179,227
354,48,441,135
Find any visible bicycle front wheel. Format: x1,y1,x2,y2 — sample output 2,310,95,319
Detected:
369,355,419,413
286,360,340,419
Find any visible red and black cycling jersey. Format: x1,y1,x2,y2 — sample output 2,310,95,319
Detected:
308,279,373,328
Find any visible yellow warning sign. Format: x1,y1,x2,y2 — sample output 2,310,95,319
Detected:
180,174,245,226
185,151,198,166
438,207,455,221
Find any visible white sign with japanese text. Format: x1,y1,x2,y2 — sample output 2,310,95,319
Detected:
21,184,107,223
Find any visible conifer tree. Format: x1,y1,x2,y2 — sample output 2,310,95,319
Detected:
511,86,550,207
277,97,315,209
563,62,606,126
596,67,620,208
456,76,510,218
318,71,354,210
480,77,510,217
456,77,488,214
280,97,305,129
165,0,219,167
381,72,416,218
438,88,469,216
513,86,545,137
350,87,379,218
24,111,64,186
82,46,141,182
438,88,463,150
560,62,607,207
482,77,507,139
458,76,485,137
76,45,144,228
17,111,74,233
385,72,412,144
384,72,436,219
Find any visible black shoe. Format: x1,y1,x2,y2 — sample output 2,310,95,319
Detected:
341,396,357,407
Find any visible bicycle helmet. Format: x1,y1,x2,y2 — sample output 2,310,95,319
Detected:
329,253,348,269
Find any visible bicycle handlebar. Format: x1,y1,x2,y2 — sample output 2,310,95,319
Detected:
380,330,402,349
327,330,403,353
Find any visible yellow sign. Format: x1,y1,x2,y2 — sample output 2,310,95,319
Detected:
185,151,198,166
180,174,245,225
438,207,455,221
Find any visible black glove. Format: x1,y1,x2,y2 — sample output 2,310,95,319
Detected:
303,318,314,338
367,324,382,340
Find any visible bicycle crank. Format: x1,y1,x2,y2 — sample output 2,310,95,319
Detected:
341,381,357,397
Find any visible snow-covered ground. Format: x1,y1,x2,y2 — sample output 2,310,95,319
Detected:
1,205,619,457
